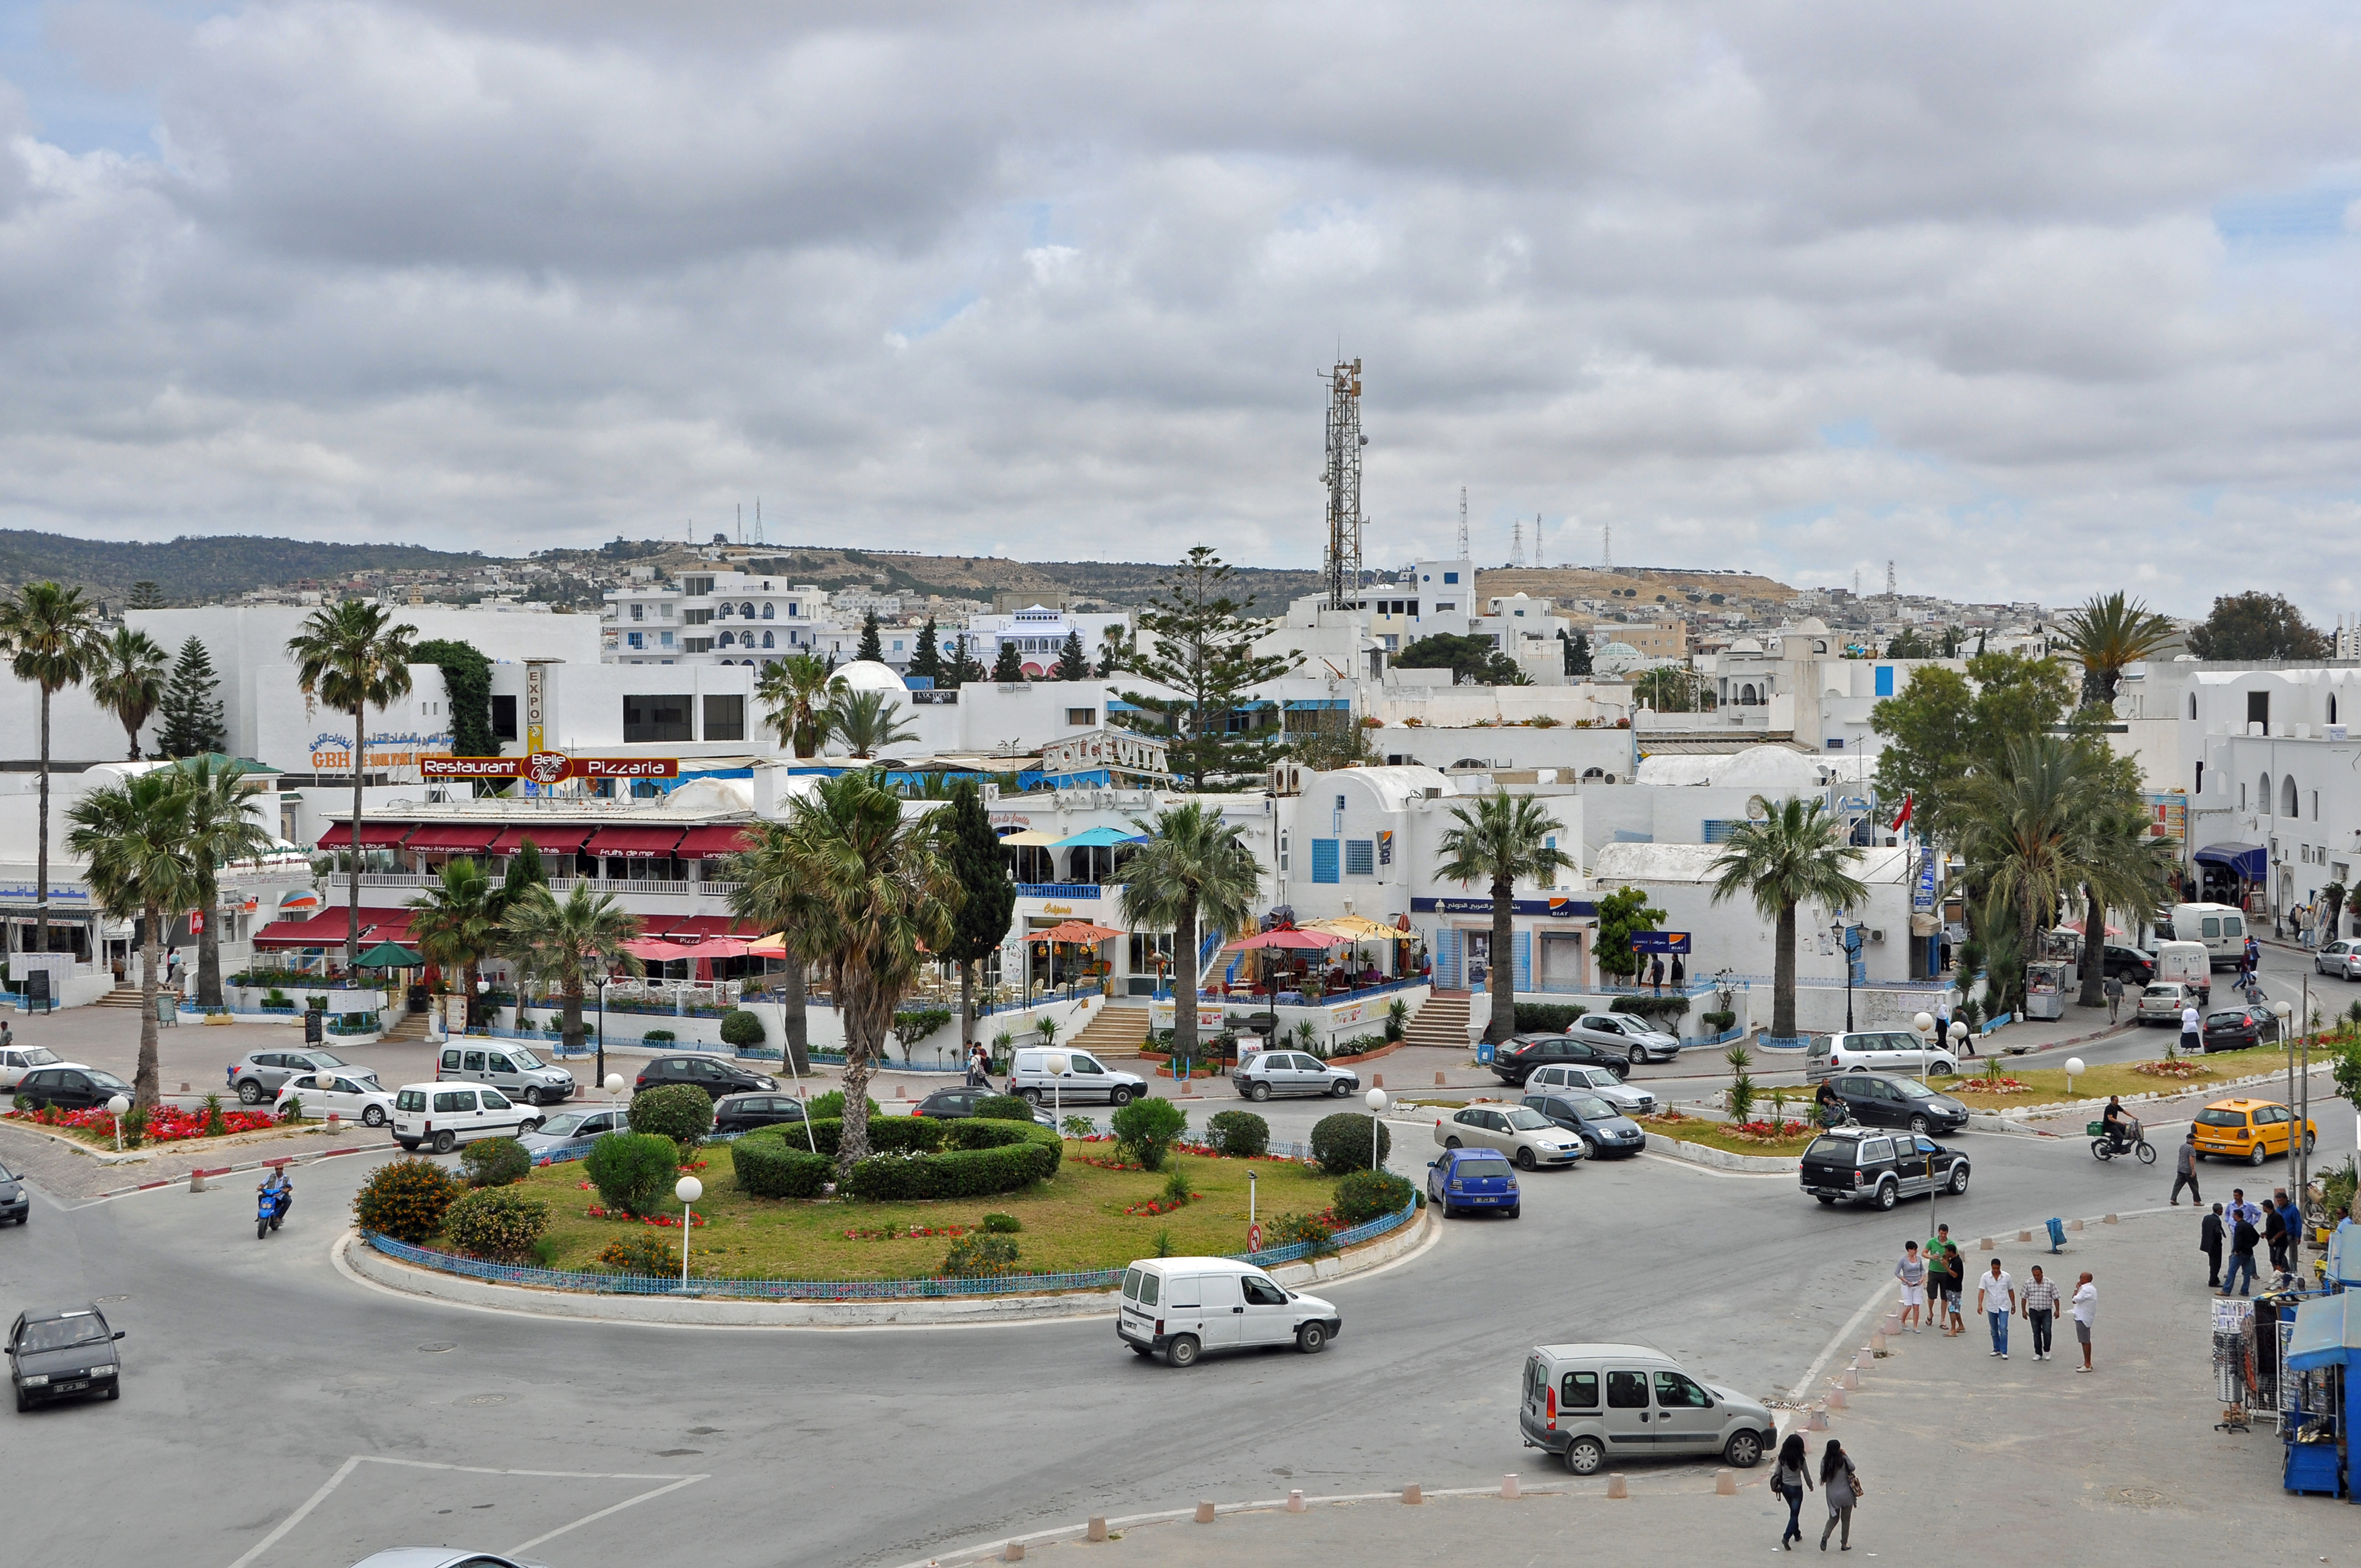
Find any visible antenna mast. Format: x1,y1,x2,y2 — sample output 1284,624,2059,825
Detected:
1886,559,1896,599
755,497,765,546
1321,358,1366,609
1456,487,1469,560
1602,520,1612,573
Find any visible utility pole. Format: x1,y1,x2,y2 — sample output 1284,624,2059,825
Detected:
1321,359,1366,609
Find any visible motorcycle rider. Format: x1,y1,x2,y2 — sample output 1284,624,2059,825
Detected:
2101,1095,2136,1153
1815,1077,1846,1128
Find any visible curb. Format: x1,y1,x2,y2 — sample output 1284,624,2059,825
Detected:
1966,1060,2332,1130
335,1205,1439,1328
97,1139,398,1199
1643,1132,1797,1173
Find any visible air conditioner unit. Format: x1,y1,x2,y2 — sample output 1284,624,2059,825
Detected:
1269,763,1304,797
1868,929,1886,943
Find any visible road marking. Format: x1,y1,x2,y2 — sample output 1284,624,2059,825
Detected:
223,1454,362,1568
508,1473,710,1555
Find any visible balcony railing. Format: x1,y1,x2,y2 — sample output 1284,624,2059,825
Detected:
1015,883,1105,900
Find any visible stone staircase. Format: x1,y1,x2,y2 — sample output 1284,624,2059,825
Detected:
1070,1003,1153,1060
381,1009,435,1043
92,984,148,1009
1402,990,1476,1052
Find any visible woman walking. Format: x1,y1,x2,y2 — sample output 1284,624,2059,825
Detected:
1819,1438,1861,1551
1773,1432,1814,1549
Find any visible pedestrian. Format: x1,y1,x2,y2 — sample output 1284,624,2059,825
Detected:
0,1018,12,1052
1649,954,1665,994
2224,1207,2261,1297
1773,1431,1813,1549
1944,1236,1969,1335
2180,1000,2201,1058
2020,1265,2060,1360
2226,1187,2262,1232
2200,1203,2225,1288
2264,1191,2289,1272
1671,952,1686,989
2170,1130,2201,1206
1977,1257,2016,1358
1895,1241,1928,1332
2104,972,2123,1024
1925,1224,1955,1334
2071,1272,2097,1372
2280,1190,2306,1264
1818,1438,1861,1552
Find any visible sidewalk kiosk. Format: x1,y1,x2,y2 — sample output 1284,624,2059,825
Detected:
2277,1225,2361,1498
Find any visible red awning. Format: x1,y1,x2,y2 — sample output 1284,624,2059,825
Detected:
487,825,591,854
251,907,412,948
655,914,761,939
403,825,499,853
316,823,414,850
585,827,686,857
673,825,757,859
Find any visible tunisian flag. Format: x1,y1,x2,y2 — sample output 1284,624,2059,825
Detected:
1890,793,1913,832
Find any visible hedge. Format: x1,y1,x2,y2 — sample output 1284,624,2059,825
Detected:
1610,994,1692,1023
786,1116,1060,1174
731,1132,834,1198
459,1136,531,1188
720,1009,766,1048
842,1131,1061,1202
629,1083,716,1144
1332,1168,1415,1227
1513,1003,1582,1034
973,1094,1035,1122
585,1132,681,1218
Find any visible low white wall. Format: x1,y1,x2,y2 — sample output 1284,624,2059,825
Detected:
225,984,387,1013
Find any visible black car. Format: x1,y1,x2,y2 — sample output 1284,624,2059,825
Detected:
1489,1035,1628,1088
910,1086,1057,1127
7,1303,124,1411
2201,1006,2268,1052
711,1092,812,1134
1816,1072,1969,1134
1799,1127,1970,1210
1518,1091,1648,1158
2103,945,2158,984
633,1055,777,1100
0,1160,26,1225
15,1066,135,1113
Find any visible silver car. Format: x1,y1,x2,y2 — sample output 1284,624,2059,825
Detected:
229,1048,359,1105
1524,1062,1656,1117
516,1105,631,1154
0,1046,64,1089
1567,1012,1681,1066
1435,1104,1583,1170
1235,1049,1360,1101
2317,940,2361,981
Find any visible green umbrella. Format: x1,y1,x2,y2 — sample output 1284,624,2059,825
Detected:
355,941,424,969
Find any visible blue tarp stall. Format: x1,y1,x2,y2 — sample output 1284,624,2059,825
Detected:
2282,1293,2352,1498
2327,1225,2361,1289
2286,1294,2361,1373
2196,843,2269,884
1051,827,1143,848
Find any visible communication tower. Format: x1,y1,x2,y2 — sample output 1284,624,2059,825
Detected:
1510,517,1525,568
1321,359,1366,608
1886,559,1897,599
1602,521,1612,573
1456,486,1469,561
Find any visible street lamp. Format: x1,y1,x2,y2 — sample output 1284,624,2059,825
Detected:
675,1175,703,1285
1366,1087,1389,1173
1831,922,1858,1032
106,1093,129,1153
604,1072,625,1104
1948,1021,1968,1071
1913,1012,1934,1085
595,973,612,1092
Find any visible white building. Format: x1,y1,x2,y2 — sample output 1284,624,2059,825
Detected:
602,572,859,666
2178,664,2361,938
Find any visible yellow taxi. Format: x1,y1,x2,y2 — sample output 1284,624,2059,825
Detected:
2192,1099,2316,1165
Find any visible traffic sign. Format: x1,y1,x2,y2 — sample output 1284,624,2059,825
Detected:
1249,1223,1262,1252
1630,932,1691,955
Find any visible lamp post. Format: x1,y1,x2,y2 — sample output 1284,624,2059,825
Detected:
2065,1057,2085,1097
1831,922,1858,1032
1913,1011,1934,1086
675,1175,703,1285
106,1093,129,1153
605,1072,625,1106
474,974,489,1035
1948,1021,1969,1074
1366,1087,1389,1174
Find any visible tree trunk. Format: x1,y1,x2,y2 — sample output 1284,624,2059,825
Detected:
197,880,224,1008
463,960,481,1028
1772,900,1797,1040
1488,877,1516,1043
958,958,975,1062
33,687,50,958
782,960,809,1075
837,964,888,1171
134,904,162,1111
347,700,366,972
1174,900,1200,1068
561,975,585,1057
2075,884,2107,1008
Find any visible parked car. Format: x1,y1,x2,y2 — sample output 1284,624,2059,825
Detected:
436,1045,577,1107
1434,1104,1582,1170
272,1070,395,1127
1520,1091,1648,1159
0,1046,63,1089
2199,1006,2271,1053
1804,1028,1957,1081
1815,1072,1969,1134
1426,1146,1522,1217
2192,1098,2315,1165
1519,1343,1776,1473
712,1092,813,1135
1562,1012,1683,1065
348,1553,548,1568
229,1048,358,1105
391,1083,539,1154
1490,1035,1628,1087
15,1065,136,1113
909,1086,1057,1127
0,1159,26,1225
1524,1062,1657,1117
1117,1256,1341,1366
2135,980,2206,1026
2316,939,2361,981
7,1303,124,1411
1233,1049,1359,1101
516,1106,630,1155
1798,1127,1970,1210
1007,1048,1145,1106
632,1055,777,1101
2102,944,2158,984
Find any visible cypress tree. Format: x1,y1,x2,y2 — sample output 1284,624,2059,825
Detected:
156,636,228,758
857,612,884,664
991,639,1025,683
940,779,1017,1057
1054,628,1091,681
908,616,944,682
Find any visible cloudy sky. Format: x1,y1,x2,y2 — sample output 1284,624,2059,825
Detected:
2,1,2358,617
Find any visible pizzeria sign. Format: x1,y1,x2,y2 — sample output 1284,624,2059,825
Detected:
421,753,680,783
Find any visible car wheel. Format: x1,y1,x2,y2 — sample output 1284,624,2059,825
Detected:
1934,1058,1957,1075
397,1140,419,1151
1514,1147,1537,1171
362,1105,387,1127
1909,1114,1929,1134
1505,1205,1521,1219
1296,1321,1329,1354
520,1117,543,1134
1564,1437,1604,1476
432,1131,457,1154
1020,1088,1043,1105
1108,1086,1134,1106
1249,1082,1272,1102
1165,1334,1201,1368
1627,1045,1646,1067
1874,1180,1898,1211
1723,1431,1763,1468
1816,1195,1837,1205
1329,1079,1351,1097
1948,1163,1969,1195
236,1082,264,1105
1580,1136,1600,1160
1444,1137,1462,1149
2249,1144,2268,1167
2305,1131,2318,1154
14,1388,27,1413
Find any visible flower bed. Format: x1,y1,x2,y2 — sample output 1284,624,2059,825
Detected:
844,1224,970,1241
2131,1058,2215,1080
5,1103,281,1145
1638,1112,1818,1157
1950,1075,2037,1094
585,1205,709,1227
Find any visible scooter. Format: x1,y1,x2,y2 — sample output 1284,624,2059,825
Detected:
256,1177,293,1239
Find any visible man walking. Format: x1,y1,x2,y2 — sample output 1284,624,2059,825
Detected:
2020,1265,2061,1361
1946,1236,1969,1335
2280,1190,2306,1269
2224,1205,2261,1297
1896,1241,1929,1332
2071,1272,2097,1372
2200,1203,2225,1288
1649,954,1665,994
2171,1130,2201,1206
1977,1256,2016,1359
2104,972,2123,1024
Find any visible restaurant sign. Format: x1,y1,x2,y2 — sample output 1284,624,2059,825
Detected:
421,754,680,783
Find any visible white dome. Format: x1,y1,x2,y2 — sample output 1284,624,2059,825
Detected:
834,660,907,694
1729,637,1762,653
1793,616,1830,636
1598,641,1643,658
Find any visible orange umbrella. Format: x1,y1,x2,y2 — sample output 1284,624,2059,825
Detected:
1034,920,1124,943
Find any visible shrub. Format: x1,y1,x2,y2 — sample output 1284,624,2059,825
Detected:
943,1233,1020,1277
279,1094,305,1122
1610,994,1691,1023
973,1094,1035,1122
460,1136,531,1188
1262,1212,1335,1255
1332,1168,1415,1227
1385,998,1409,1042
629,1083,716,1145
1204,1110,1270,1158
643,1029,676,1043
1309,1111,1391,1174
1110,1096,1187,1171
121,1105,148,1147
1700,1009,1737,1033
200,1092,228,1138
1061,1114,1097,1138
1161,1166,1194,1205
730,1131,833,1198
719,1009,766,1048
584,1132,681,1218
443,1187,551,1261
805,1090,880,1120
593,1231,678,1275
982,1212,1022,1233
353,1157,465,1243
891,1007,953,1050
840,1125,1063,1201
1513,1002,1580,1034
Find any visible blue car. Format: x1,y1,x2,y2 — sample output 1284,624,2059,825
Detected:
1426,1147,1521,1219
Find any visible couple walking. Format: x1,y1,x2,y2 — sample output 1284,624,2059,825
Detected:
1773,1434,1862,1551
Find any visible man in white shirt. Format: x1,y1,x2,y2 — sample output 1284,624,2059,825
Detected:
1977,1258,2016,1359
2070,1272,2097,1372
2179,1003,2201,1057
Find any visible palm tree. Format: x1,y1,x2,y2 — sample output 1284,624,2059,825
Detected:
0,582,103,958
1706,796,1869,1041
756,653,842,758
728,820,816,1075
2068,797,2178,1009
66,771,197,1109
89,626,169,760
287,600,418,970
410,857,502,1027
825,687,920,758
1436,790,1575,1043
500,881,644,1086
175,756,274,1009
1954,737,2094,1017
1119,802,1262,1069
2059,591,2176,709
734,770,958,1168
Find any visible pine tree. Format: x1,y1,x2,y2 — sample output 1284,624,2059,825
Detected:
991,638,1025,683
1564,631,1593,677
947,635,987,687
128,581,166,609
1054,628,1091,681
908,616,944,683
156,636,228,758
857,612,884,664
1115,547,1299,789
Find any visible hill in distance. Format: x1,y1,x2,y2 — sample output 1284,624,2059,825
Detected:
0,530,485,605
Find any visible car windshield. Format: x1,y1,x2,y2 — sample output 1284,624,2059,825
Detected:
86,1069,132,1092
0,1161,15,1179
535,1113,589,1137
507,1049,545,1069
1567,1094,1618,1120
2196,1107,2248,1127
1504,1108,1554,1131
1893,1080,1941,1100
305,1051,350,1068
18,1315,109,1353
18,1048,58,1068
1457,1151,1511,1168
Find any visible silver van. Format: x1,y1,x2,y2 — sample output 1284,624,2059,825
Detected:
1805,1028,1956,1082
1519,1342,1776,1474
435,1044,576,1107
1006,1047,1144,1106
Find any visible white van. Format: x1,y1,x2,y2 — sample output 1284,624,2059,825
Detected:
1007,1048,1145,1106
2152,940,2213,1004
391,1082,539,1153
1519,1342,1777,1474
1117,1257,1341,1366
2172,902,2247,970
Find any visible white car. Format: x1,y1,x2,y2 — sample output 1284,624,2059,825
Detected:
391,1082,539,1153
1804,1028,1958,1081
0,1046,68,1090
2316,940,2361,981
1524,1062,1657,1117
273,1070,395,1128
1435,1104,1584,1170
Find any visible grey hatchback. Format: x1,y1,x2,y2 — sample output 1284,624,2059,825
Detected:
230,1048,360,1105
1519,1090,1649,1159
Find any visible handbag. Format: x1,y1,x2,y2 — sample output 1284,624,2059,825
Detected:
1848,1466,1866,1501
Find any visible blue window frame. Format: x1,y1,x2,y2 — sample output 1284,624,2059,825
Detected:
1874,665,1895,697
1443,571,1460,584
1344,839,1375,876
1310,839,1341,884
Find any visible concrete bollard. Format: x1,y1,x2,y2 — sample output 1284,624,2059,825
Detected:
1827,1386,1848,1409
1606,1474,1629,1499
1859,1344,1875,1363
1870,1332,1887,1354
1003,1545,1024,1563
2104,1214,2119,1225
2069,1219,2085,1232
1194,1501,1216,1524
189,1169,207,1192
1436,1071,1447,1086
1287,1490,1306,1513
1881,1313,1901,1336
1372,1074,1383,1089
1978,1236,1993,1249
1501,1474,1521,1499
896,1083,908,1100
1402,1484,1423,1505
1088,1518,1108,1542
1840,1366,1859,1389
1807,1405,1829,1430
1715,1468,1737,1496
2019,1230,2032,1243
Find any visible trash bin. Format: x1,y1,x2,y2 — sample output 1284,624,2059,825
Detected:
1476,1039,1496,1065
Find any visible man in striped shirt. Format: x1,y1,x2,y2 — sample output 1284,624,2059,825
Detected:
2020,1266,2062,1361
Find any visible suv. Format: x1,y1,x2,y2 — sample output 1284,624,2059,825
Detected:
1799,1127,1969,1210
1490,1035,1627,1088
1234,1049,1359,1101
436,1045,577,1107
1805,1029,1956,1081
1562,1012,1683,1066
230,1048,358,1105
1007,1048,1145,1106
633,1055,777,1100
